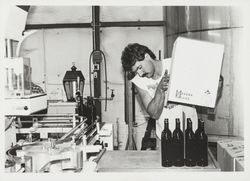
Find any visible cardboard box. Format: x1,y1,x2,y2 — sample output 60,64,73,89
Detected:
168,37,224,108
234,157,244,171
217,139,244,171
47,102,77,114
99,123,114,151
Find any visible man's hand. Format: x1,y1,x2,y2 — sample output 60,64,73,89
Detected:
215,75,223,106
156,70,169,93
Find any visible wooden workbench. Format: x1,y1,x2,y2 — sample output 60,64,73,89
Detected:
97,149,220,172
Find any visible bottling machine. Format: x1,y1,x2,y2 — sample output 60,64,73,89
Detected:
4,63,113,173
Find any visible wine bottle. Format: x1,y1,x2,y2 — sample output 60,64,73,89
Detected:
161,119,172,167
172,118,184,167
194,119,201,136
195,119,208,166
185,118,196,166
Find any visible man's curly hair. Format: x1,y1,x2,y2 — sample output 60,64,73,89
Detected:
121,43,156,72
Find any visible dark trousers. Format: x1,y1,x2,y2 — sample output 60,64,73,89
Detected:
141,118,157,150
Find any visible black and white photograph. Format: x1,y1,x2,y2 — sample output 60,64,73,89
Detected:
0,1,249,180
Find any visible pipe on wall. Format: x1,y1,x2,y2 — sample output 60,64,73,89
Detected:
92,6,102,120
25,21,165,30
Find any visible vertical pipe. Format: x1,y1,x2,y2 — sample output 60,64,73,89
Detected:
124,72,128,125
92,6,102,120
6,39,12,58
125,74,137,150
132,83,135,126
42,29,47,92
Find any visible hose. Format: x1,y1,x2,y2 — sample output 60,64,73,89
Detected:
89,50,95,97
5,117,15,132
99,50,108,111
88,49,108,111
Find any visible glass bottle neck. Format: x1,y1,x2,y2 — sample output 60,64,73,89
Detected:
200,122,205,132
187,123,192,130
175,119,180,129
164,120,169,130
197,119,201,129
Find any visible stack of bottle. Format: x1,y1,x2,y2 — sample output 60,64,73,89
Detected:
161,118,208,167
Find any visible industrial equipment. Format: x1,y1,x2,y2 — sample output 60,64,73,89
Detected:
3,57,47,115
5,115,113,173
5,64,113,173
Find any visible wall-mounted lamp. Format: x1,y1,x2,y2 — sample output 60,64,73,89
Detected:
63,63,85,102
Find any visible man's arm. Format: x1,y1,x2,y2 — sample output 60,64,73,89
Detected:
136,71,169,120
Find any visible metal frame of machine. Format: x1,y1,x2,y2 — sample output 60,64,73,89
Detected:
5,113,113,173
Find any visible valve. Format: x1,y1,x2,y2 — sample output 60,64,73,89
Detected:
111,89,115,99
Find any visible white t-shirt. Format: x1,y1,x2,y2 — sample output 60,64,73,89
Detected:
131,58,198,138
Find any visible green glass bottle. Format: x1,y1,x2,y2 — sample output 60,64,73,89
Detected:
172,118,184,167
161,119,172,167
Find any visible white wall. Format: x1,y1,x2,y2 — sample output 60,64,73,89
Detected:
20,29,93,100
231,7,248,138
27,6,92,24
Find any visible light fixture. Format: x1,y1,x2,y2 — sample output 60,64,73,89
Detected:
63,63,85,102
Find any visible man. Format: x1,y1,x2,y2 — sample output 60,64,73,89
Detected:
121,43,199,137
121,43,169,119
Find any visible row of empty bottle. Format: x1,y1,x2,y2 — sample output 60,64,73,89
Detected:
161,118,208,167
